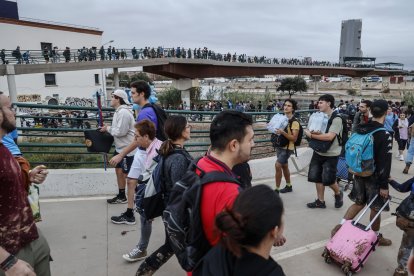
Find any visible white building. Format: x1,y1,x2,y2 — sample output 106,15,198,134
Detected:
339,19,363,64
0,2,105,105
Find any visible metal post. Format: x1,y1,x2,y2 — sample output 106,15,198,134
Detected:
6,65,18,103
113,68,119,90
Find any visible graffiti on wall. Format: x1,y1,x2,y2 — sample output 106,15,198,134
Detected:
17,94,42,102
64,97,95,107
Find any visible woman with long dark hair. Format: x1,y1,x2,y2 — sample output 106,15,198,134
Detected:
195,185,286,276
136,115,193,275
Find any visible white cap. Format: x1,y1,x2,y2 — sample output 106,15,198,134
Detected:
112,89,130,105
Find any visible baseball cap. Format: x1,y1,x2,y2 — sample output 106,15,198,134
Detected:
370,99,388,114
112,89,130,105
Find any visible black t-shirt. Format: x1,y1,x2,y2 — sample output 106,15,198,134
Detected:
194,245,285,276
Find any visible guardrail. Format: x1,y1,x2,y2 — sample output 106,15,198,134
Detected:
14,103,313,168
0,47,381,69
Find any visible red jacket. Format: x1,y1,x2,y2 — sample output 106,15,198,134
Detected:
197,155,241,246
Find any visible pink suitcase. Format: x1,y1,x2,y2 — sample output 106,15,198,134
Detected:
322,195,390,276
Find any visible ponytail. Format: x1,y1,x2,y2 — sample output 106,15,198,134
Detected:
158,139,175,157
215,208,247,257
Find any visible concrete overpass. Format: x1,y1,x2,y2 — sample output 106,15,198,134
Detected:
0,57,404,103
0,57,402,78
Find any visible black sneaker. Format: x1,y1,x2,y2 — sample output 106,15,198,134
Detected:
274,189,280,194
107,194,127,204
280,185,292,193
307,199,326,209
111,212,136,225
334,191,344,208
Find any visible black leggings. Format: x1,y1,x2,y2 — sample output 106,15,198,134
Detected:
140,230,174,271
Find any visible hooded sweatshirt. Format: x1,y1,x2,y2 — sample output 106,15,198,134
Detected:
108,105,136,156
354,120,392,189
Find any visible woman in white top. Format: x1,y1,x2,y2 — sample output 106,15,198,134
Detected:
398,113,409,161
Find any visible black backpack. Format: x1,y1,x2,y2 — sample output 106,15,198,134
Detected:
270,118,303,153
142,103,168,141
162,161,241,272
136,150,191,220
327,111,349,155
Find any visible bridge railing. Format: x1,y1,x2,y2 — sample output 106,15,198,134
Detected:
13,103,313,168
0,47,382,69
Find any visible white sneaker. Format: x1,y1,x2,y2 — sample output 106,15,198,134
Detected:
400,156,404,161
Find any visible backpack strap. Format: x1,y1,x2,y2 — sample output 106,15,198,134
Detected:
326,112,341,142
288,117,299,156
368,127,386,136
199,171,241,187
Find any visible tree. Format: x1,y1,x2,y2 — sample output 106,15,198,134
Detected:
189,87,202,104
130,72,152,84
277,76,307,98
158,87,181,108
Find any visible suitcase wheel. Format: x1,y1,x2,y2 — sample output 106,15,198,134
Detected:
341,262,353,276
322,248,332,264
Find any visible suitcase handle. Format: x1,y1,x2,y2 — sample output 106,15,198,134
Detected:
352,194,390,230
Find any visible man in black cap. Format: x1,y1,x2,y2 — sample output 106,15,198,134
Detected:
331,99,393,246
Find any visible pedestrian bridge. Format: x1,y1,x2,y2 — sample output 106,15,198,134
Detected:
0,57,403,78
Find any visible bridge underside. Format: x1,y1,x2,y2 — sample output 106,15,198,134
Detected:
143,62,399,79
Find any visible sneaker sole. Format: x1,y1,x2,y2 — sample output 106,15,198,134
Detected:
111,219,136,225
122,254,147,262
107,200,128,204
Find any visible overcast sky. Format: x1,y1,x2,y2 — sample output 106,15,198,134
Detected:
17,0,414,69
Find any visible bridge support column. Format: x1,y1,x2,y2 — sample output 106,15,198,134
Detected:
382,76,390,92
172,79,199,108
351,77,362,95
6,65,17,103
113,68,120,90
311,75,321,94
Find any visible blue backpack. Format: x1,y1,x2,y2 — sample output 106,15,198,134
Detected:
345,128,386,176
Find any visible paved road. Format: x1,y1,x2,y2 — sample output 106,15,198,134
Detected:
38,151,413,276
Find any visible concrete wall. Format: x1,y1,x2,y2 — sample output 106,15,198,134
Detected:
38,148,313,198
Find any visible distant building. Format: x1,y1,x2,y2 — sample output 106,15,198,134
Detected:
0,0,105,104
339,19,363,64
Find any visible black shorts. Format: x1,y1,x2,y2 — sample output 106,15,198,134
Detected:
113,151,134,174
398,139,408,151
348,175,390,212
307,152,338,186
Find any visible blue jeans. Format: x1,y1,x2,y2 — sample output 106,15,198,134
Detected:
137,214,152,251
405,139,414,164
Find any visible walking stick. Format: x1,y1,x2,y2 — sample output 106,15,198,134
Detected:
96,91,108,170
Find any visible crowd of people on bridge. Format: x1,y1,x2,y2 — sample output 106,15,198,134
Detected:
3,81,414,276
1,45,382,69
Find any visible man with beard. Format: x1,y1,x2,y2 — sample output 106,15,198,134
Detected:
197,111,256,249
0,92,51,276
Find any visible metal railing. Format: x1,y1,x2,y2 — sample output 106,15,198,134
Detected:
0,47,384,69
13,103,313,168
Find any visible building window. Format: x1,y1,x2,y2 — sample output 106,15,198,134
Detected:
45,74,56,86
95,74,100,85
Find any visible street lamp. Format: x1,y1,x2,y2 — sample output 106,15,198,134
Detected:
101,40,114,107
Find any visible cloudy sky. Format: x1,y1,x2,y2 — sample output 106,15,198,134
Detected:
17,0,414,69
